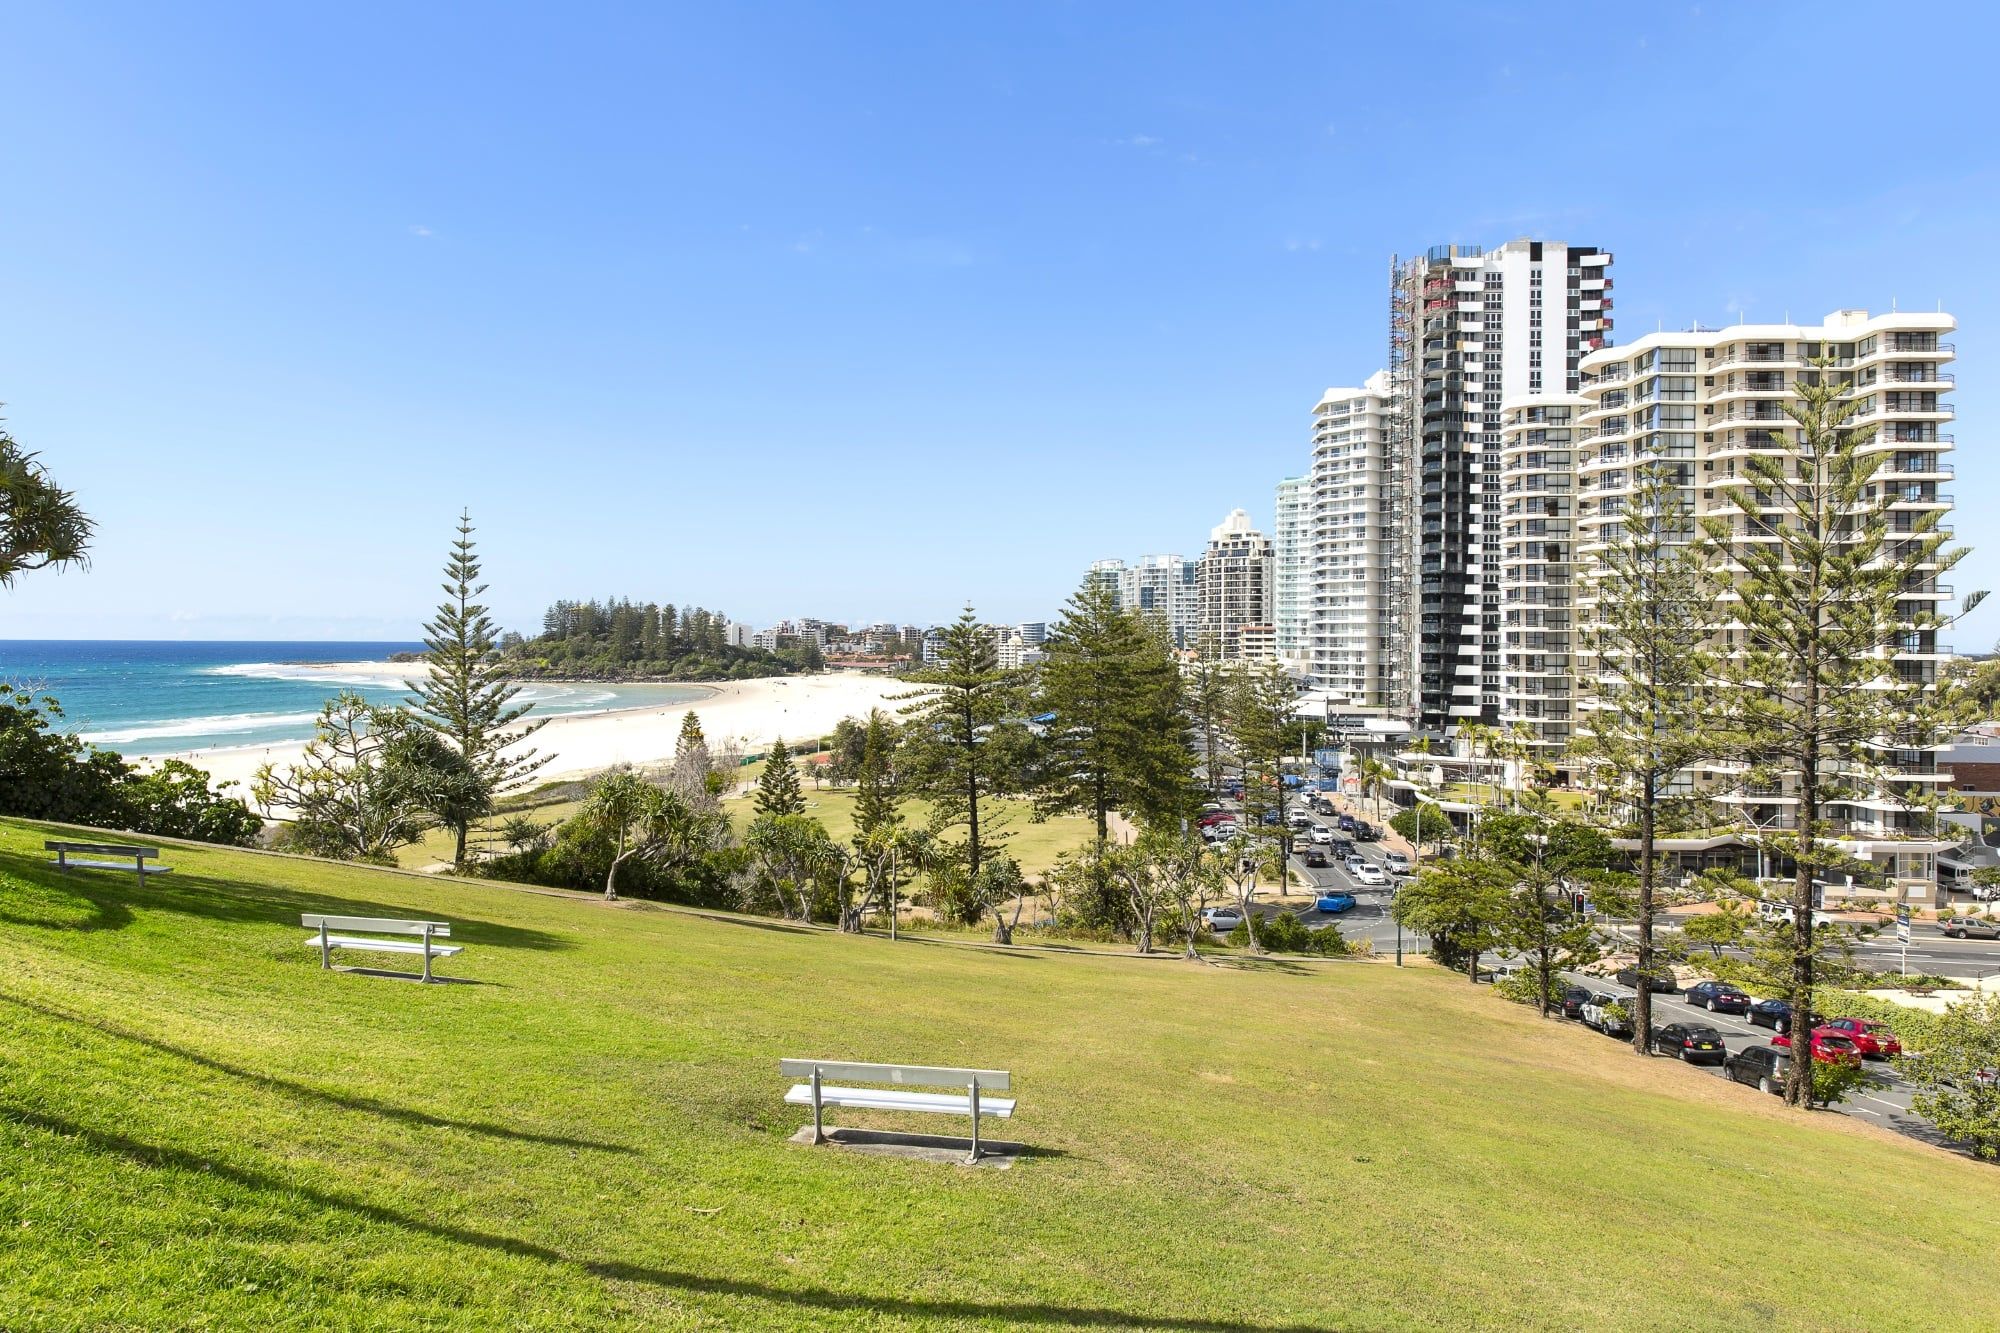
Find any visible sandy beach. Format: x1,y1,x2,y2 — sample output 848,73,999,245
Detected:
173,671,915,794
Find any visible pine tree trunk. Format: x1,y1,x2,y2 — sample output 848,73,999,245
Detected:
453,821,469,873
1633,772,1656,1056
1788,735,1820,1108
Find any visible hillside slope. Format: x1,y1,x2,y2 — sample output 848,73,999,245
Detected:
2,817,1996,1330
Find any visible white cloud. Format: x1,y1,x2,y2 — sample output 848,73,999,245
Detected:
409,224,433,238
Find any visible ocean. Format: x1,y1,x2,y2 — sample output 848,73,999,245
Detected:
0,641,712,758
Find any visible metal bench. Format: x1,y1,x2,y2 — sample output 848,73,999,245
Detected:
781,1059,1015,1163
46,840,172,879
302,914,460,983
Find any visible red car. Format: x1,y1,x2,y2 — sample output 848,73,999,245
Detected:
1821,1018,1902,1059
1771,1029,1862,1066
1197,812,1234,828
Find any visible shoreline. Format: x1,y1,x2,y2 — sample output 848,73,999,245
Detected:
162,671,913,796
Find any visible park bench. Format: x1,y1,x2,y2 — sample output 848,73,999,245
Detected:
781,1059,1015,1163
302,914,460,983
46,840,172,880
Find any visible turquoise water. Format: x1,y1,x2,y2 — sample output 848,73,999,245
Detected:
0,641,710,757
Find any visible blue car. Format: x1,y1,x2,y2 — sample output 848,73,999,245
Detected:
1314,891,1355,914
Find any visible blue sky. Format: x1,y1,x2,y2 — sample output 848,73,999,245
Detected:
3,1,1997,644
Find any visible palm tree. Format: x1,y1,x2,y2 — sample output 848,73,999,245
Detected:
1357,756,1393,822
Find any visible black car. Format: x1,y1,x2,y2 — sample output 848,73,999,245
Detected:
1559,985,1593,1021
1649,1022,1728,1064
1614,967,1679,995
1684,981,1751,1015
1331,838,1356,857
1723,1044,1792,1095
1747,999,1815,1033
1353,822,1380,842
1304,849,1329,868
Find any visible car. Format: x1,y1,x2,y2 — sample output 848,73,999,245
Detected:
1820,1018,1903,1059
1314,891,1355,914
1354,823,1380,842
1312,798,1336,815
1337,813,1356,832
1614,966,1680,995
1331,837,1356,857
1196,811,1233,828
1309,825,1333,845
1771,1029,1862,1066
1346,854,1367,872
1683,981,1752,1015
1942,915,2000,940
1259,810,1282,826
1383,851,1412,874
1724,1044,1793,1096
1288,813,1314,831
1649,1023,1728,1064
1581,993,1634,1037
1559,985,1593,1020
1303,848,1329,868
1746,998,1793,1031
1201,906,1244,933
1200,801,1224,814
1353,862,1386,886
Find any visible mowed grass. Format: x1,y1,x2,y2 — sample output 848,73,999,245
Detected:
392,768,1097,877
2,818,1997,1331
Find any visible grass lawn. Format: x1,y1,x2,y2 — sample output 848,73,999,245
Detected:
391,766,1097,879
4,816,1998,1330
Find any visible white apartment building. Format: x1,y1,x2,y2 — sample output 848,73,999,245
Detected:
1083,554,1201,647
1272,475,1310,667
1390,239,1613,730
1198,509,1274,660
1568,308,1960,901
1495,394,1585,763
1306,371,1401,713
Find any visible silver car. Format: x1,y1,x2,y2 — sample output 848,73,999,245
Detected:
1942,915,2000,940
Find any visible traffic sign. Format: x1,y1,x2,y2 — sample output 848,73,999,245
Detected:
1895,905,1911,944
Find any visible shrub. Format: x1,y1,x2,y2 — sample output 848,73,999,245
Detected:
1227,912,1350,956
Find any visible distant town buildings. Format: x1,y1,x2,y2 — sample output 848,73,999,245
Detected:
1272,475,1309,668
1081,553,1202,649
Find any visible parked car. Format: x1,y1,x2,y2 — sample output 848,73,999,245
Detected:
1821,1018,1903,1059
1383,851,1412,875
1941,915,2000,940
1201,907,1244,933
1747,998,1794,1031
1771,1029,1862,1066
1353,862,1386,886
1259,810,1282,826
1197,811,1233,828
1649,1023,1728,1064
1684,981,1751,1015
1559,985,1593,1020
1309,825,1333,845
1200,801,1224,814
1614,966,1680,995
1314,891,1355,914
1724,1044,1793,1096
1303,848,1329,868
1581,994,1634,1037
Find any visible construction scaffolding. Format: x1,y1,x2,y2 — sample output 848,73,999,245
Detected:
1384,254,1421,727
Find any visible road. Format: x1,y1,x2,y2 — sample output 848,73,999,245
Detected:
1549,973,1946,1147
1206,794,1964,1150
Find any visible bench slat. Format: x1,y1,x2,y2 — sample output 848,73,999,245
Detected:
46,841,162,856
301,915,451,936
304,935,463,957
51,859,174,874
784,1085,1015,1118
778,1059,1010,1090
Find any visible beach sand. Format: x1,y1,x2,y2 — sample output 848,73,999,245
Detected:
174,671,915,794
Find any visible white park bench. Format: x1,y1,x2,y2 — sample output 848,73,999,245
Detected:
302,914,460,983
46,840,172,880
781,1059,1015,1163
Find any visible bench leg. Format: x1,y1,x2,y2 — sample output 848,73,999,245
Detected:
810,1067,825,1144
967,1081,981,1164
422,926,435,984
57,850,68,873
319,922,331,970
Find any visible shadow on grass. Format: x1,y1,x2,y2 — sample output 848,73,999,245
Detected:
700,914,823,936
0,865,134,932
0,850,571,953
0,993,634,1156
3,1106,1325,1331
